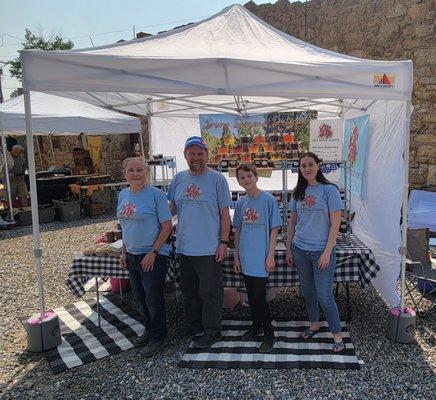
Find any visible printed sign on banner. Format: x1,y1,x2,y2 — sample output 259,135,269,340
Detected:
343,115,369,199
309,119,343,161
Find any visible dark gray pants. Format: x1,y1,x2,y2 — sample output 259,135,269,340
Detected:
179,254,223,335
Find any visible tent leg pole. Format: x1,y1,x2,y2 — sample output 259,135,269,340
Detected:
400,99,412,312
1,135,15,222
139,130,145,161
49,135,56,166
24,90,45,319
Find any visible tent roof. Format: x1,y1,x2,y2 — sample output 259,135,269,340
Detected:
21,4,412,116
0,92,141,135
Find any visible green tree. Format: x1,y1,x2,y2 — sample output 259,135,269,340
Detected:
8,29,74,97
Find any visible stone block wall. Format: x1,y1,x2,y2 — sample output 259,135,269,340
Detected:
245,0,436,188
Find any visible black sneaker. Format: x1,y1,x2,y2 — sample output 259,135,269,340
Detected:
192,332,222,349
242,325,263,341
132,331,150,347
174,324,204,339
258,332,275,354
138,337,169,357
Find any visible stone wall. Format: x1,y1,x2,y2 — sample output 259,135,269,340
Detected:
245,0,436,188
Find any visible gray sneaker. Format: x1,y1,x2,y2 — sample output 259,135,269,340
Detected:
138,337,169,357
132,331,150,348
192,332,222,349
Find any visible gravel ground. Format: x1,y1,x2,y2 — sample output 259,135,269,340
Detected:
0,216,435,400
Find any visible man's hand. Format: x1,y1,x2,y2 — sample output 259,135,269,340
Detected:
215,243,227,262
265,254,275,273
141,252,156,272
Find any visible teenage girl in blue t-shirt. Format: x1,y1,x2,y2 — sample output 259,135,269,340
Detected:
285,152,345,353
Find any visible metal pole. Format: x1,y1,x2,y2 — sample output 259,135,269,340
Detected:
23,89,46,319
1,134,15,221
400,100,412,312
139,131,145,161
35,137,43,171
49,135,56,166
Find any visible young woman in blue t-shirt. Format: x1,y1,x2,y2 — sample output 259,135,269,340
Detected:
118,157,172,357
285,152,345,353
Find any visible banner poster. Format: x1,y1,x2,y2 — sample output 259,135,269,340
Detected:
199,111,315,166
309,119,343,161
343,115,369,199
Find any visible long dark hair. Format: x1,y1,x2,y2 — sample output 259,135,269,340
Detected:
292,152,336,201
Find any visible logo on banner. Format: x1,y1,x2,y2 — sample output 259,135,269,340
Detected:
318,123,334,139
243,207,259,224
185,184,202,200
373,73,395,88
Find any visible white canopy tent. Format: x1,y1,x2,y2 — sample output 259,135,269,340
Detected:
0,92,141,222
20,4,413,319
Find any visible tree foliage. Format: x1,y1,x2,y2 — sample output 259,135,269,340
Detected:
8,29,73,97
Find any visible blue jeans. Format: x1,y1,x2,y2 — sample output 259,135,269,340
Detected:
126,252,168,342
292,244,341,334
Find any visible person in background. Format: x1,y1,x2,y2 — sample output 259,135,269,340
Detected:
167,136,231,349
9,145,29,202
233,164,282,353
118,157,172,357
285,152,345,353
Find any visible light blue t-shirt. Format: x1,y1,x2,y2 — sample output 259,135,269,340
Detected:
117,186,172,255
290,183,342,252
167,168,232,256
233,191,282,278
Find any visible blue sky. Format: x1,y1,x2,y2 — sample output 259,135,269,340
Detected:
0,0,280,100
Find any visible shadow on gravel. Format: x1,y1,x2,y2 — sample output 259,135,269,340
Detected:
2,282,435,399
0,213,117,240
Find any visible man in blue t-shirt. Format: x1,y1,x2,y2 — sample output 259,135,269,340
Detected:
167,136,231,349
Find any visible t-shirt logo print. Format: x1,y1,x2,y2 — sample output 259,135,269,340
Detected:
120,202,136,218
185,184,202,200
243,207,259,224
302,195,317,208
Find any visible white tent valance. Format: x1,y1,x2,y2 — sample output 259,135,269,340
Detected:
19,4,413,319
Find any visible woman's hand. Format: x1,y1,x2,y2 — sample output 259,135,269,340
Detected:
141,252,156,272
265,254,275,273
233,256,241,273
286,249,293,267
317,250,331,270
120,252,127,269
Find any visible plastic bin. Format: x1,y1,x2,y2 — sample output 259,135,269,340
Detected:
39,205,55,223
53,199,81,221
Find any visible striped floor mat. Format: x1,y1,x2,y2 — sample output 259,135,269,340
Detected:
179,318,363,370
83,278,111,293
45,296,145,373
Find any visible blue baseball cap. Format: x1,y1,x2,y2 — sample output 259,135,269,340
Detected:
184,136,208,150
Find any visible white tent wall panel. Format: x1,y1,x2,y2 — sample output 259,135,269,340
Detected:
343,100,407,307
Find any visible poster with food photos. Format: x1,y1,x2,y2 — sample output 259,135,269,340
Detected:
199,111,315,167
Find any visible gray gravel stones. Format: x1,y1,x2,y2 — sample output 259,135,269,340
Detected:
0,216,435,399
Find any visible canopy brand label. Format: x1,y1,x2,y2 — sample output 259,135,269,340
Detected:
373,73,395,88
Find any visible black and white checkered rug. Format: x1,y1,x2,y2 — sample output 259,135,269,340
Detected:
45,296,145,374
179,318,363,370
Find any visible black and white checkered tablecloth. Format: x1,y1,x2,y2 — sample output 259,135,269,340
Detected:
67,235,379,297
219,235,380,289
